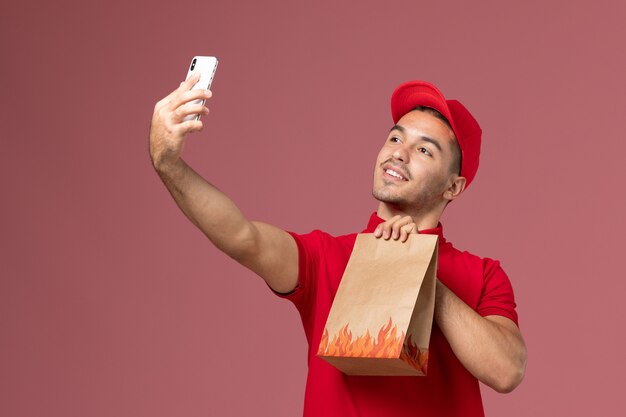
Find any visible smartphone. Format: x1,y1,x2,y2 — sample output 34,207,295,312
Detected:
183,56,218,121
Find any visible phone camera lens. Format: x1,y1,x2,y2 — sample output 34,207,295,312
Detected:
191,59,196,71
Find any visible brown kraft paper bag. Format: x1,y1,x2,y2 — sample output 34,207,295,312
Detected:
317,233,438,376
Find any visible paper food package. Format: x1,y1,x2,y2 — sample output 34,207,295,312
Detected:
317,233,438,376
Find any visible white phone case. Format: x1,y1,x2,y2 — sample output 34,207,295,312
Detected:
183,56,218,122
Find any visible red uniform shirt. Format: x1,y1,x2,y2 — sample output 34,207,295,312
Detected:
275,212,518,417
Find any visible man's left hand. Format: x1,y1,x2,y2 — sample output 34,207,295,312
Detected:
373,215,418,242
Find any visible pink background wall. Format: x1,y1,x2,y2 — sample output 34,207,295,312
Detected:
2,0,625,416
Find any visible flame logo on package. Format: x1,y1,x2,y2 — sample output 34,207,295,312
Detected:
317,317,428,374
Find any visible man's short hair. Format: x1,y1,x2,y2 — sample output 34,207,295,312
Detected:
412,106,462,176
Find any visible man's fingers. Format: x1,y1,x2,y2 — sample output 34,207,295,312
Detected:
400,223,418,242
177,72,201,95
156,83,184,108
168,89,212,112
390,216,414,240
375,215,401,239
184,71,202,87
177,119,204,135
374,215,413,240
374,215,418,241
172,104,209,121
155,73,204,110
392,224,401,240
156,79,190,108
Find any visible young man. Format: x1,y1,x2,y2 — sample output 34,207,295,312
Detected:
149,77,526,417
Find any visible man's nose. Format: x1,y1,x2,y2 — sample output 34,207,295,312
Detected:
392,145,409,163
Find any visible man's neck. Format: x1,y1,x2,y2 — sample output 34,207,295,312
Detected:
376,202,443,231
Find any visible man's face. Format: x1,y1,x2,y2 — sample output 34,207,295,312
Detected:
372,110,459,212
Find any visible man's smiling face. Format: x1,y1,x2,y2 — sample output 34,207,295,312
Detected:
372,109,461,213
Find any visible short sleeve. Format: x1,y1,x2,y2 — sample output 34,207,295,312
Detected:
270,230,323,314
476,260,519,326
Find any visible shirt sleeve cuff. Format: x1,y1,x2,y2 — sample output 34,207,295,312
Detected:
268,231,307,301
478,306,519,327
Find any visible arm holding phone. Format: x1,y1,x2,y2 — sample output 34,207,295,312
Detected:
149,71,299,294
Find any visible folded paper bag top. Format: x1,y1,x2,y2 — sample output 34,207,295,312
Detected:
317,233,438,376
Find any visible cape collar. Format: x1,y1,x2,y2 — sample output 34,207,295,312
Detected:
362,212,445,242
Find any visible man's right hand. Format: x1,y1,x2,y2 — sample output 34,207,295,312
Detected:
148,76,299,294
149,73,212,172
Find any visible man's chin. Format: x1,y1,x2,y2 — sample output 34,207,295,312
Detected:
372,189,407,206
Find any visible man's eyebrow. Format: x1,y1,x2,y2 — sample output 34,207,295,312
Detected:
389,125,443,152
420,136,443,152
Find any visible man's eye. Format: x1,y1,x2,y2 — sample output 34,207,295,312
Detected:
390,136,400,143
418,147,432,156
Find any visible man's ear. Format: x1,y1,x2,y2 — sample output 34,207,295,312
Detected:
444,176,466,202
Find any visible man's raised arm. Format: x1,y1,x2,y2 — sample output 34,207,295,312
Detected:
148,74,298,294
